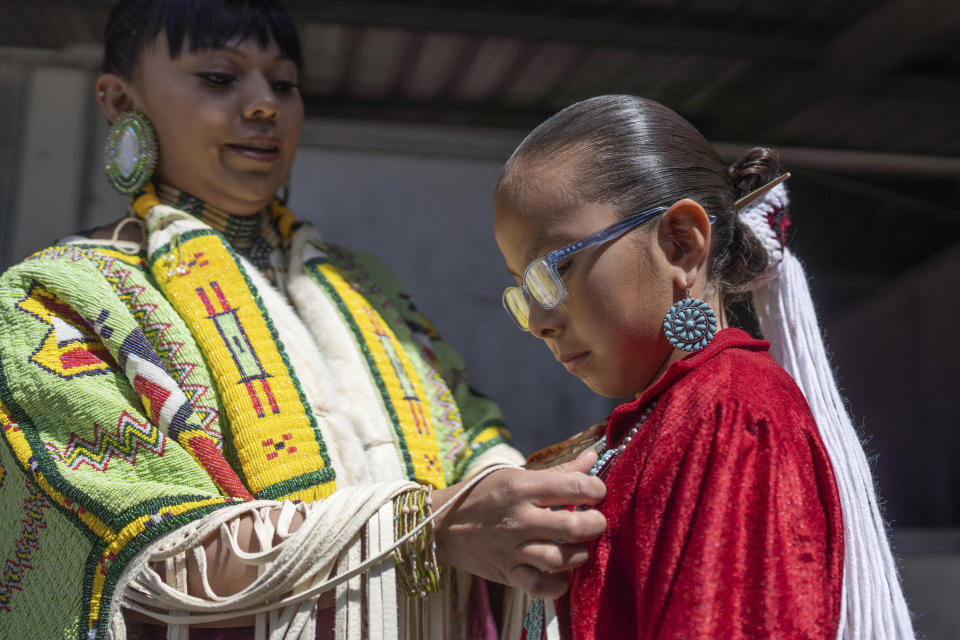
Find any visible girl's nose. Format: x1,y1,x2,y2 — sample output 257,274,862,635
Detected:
528,302,564,339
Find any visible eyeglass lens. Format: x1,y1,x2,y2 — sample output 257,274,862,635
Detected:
502,287,531,331
524,258,565,309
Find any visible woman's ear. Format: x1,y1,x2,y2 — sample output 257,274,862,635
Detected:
655,198,712,289
96,73,137,124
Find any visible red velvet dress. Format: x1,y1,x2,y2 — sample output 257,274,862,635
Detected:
564,329,843,640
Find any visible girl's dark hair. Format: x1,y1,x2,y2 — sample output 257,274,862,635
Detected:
103,0,303,79
497,95,785,300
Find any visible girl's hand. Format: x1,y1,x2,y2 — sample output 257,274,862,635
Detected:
431,450,606,598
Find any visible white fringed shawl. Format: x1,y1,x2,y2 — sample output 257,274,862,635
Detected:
105,209,522,640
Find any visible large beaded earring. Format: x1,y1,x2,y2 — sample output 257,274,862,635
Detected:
103,110,158,195
663,289,717,352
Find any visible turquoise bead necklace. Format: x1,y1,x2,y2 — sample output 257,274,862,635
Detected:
523,400,658,639
588,401,656,479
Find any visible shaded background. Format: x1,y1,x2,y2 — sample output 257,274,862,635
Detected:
0,0,958,635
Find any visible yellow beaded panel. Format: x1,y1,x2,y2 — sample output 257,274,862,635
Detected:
313,261,445,488
150,232,336,502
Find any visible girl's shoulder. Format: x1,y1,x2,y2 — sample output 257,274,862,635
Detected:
665,340,818,447
611,329,817,448
692,336,801,400
669,328,805,407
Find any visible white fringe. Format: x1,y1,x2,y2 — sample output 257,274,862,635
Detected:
110,466,511,639
743,186,915,639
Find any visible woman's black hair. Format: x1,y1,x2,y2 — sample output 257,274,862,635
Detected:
496,95,785,304
103,0,303,78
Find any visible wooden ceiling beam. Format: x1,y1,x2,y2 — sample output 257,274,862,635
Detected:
740,0,960,140
290,2,821,63
5,0,820,63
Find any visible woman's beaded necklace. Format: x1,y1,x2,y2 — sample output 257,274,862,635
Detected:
155,183,284,277
523,400,658,640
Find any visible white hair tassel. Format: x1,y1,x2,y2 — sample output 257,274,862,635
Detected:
739,182,915,640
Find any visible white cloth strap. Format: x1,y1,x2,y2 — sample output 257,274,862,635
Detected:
110,466,511,638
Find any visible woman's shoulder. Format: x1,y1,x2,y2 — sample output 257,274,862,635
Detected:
0,236,153,326
309,239,397,279
305,238,416,304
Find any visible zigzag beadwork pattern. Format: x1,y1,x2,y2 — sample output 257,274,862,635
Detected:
0,393,235,637
96,248,222,442
44,411,164,472
0,477,51,611
0,398,113,541
68,246,222,446
19,246,248,499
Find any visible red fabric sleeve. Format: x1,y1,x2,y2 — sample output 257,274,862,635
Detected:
568,343,843,640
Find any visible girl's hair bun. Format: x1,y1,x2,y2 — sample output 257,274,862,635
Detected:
715,147,787,295
729,147,784,200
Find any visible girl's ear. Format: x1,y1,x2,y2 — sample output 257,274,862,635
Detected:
96,73,137,124
655,198,712,290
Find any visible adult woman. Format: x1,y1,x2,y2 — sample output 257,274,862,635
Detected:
0,1,605,638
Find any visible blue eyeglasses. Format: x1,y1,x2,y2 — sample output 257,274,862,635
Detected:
501,174,791,331
502,205,673,331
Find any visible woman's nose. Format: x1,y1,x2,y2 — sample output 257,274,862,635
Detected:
243,75,280,121
527,302,564,339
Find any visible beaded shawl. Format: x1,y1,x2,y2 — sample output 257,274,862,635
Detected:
0,196,514,638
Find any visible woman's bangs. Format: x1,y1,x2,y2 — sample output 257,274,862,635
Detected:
162,0,302,68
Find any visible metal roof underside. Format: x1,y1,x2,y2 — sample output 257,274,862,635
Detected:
3,0,958,156
2,0,959,316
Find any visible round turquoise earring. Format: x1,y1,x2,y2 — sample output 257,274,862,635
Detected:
663,290,717,352
103,110,158,195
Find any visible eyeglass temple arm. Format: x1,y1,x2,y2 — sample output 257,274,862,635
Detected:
546,206,670,263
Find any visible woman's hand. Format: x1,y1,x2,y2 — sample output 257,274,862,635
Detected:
431,450,606,599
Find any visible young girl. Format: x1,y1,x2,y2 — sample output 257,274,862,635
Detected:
493,95,914,639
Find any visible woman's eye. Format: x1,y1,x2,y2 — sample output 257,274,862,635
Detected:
557,259,574,278
197,72,236,87
271,79,301,93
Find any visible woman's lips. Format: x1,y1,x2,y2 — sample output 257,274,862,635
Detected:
226,142,279,162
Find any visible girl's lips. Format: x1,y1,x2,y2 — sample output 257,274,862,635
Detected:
560,351,590,372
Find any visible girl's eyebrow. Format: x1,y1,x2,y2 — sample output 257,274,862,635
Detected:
527,231,577,263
